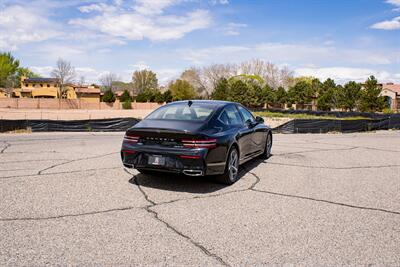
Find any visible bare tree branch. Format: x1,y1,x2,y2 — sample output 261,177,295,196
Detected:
51,58,76,98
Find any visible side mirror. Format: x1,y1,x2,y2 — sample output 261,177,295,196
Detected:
255,116,264,124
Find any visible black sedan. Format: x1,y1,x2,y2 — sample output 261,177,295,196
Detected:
121,100,272,184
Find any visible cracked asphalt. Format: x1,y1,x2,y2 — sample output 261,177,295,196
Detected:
1,131,400,266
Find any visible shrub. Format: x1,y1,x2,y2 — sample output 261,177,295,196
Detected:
120,90,131,102
122,99,132,109
102,89,116,103
162,90,173,103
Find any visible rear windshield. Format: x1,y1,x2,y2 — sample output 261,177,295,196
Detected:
146,103,215,121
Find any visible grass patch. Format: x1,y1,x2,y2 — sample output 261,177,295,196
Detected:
254,111,371,120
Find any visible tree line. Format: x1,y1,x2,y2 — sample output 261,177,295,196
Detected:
0,52,388,112
211,75,387,112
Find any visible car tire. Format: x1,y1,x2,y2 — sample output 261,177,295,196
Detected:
260,132,272,159
215,147,240,185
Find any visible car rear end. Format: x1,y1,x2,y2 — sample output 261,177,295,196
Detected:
121,129,217,176
121,101,223,176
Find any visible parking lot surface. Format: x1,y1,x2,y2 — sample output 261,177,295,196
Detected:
1,131,399,266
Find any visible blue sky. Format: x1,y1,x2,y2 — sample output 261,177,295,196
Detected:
0,0,399,84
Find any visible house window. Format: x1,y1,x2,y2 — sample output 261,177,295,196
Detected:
47,84,50,87
25,84,28,87
40,84,43,87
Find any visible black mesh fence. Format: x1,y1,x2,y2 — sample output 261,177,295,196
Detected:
1,115,399,133
273,115,400,133
0,118,140,133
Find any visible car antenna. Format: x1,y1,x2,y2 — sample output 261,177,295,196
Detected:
188,100,193,107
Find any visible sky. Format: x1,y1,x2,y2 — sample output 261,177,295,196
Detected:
0,0,399,85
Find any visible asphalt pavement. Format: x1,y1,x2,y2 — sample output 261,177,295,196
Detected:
1,131,399,266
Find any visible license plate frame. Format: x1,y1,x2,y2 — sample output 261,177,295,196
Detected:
148,155,165,166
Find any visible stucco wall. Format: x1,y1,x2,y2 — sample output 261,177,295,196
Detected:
0,98,163,110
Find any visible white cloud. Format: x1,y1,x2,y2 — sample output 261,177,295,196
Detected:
133,0,181,15
0,5,60,50
30,66,54,77
221,22,247,36
295,67,398,83
179,42,393,66
70,1,211,42
129,61,151,70
371,16,400,30
78,3,111,13
209,0,229,5
386,0,400,7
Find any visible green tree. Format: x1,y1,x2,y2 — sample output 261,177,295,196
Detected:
317,79,337,111
275,86,287,105
169,79,197,101
119,90,131,102
154,90,164,103
16,67,39,87
132,69,158,95
339,81,361,111
0,52,20,87
261,84,276,107
227,80,251,106
358,76,386,112
135,89,158,102
287,81,314,105
211,78,229,100
162,90,173,103
102,89,116,103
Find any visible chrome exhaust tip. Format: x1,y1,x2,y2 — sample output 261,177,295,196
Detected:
183,170,203,176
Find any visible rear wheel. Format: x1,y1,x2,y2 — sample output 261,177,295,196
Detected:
215,147,240,185
261,132,272,159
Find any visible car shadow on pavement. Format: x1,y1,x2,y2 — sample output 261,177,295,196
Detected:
127,157,267,194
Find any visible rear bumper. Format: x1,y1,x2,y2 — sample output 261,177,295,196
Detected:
121,144,225,176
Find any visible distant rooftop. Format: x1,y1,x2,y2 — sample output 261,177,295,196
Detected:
382,83,400,94
74,87,101,94
24,77,59,83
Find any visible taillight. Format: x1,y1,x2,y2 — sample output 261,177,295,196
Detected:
181,138,217,148
179,155,201,159
122,149,137,154
124,134,140,143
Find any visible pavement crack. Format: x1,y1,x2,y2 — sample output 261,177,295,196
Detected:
0,166,121,180
0,206,136,222
247,171,400,216
274,146,357,156
265,162,400,170
37,152,118,175
310,140,400,154
132,175,231,266
0,141,11,154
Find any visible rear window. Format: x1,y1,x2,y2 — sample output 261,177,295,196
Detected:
146,103,215,121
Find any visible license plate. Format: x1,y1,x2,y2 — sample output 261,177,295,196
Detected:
148,155,165,166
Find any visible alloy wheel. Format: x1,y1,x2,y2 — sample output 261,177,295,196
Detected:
265,134,272,157
228,149,239,182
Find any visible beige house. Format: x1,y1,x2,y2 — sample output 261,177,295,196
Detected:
12,77,102,102
380,83,400,112
0,88,9,98
14,77,76,99
74,86,101,103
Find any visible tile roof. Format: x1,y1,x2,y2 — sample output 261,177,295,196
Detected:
74,87,101,94
382,83,400,94
24,77,59,83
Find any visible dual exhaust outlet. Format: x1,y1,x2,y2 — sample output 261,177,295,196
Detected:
183,169,203,176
